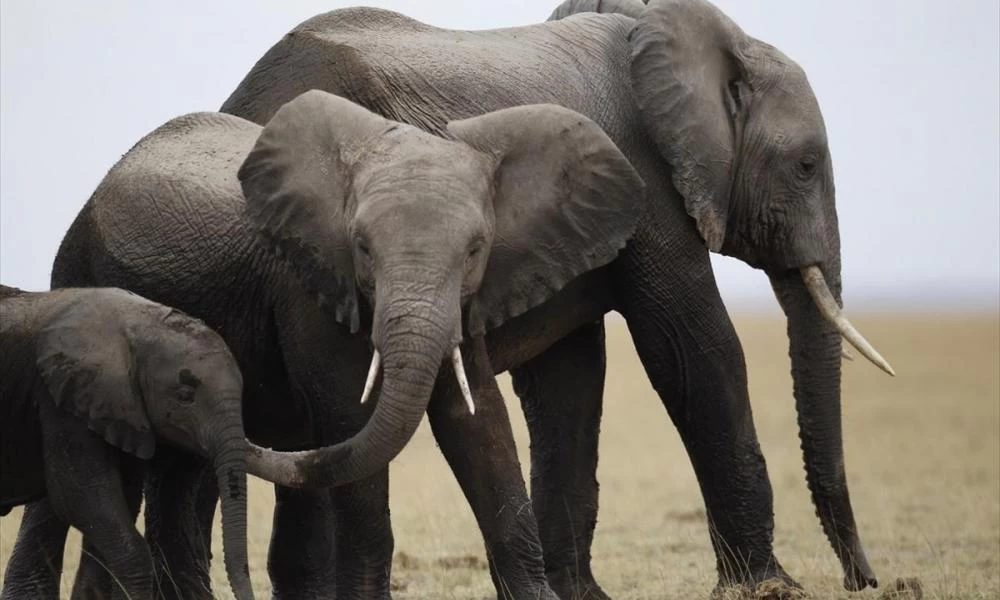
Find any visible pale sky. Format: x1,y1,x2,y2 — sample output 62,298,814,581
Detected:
2,1,998,313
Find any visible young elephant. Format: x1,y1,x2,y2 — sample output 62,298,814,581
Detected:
0,284,347,600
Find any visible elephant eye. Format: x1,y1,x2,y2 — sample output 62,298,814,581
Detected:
465,242,484,271
797,155,818,178
177,384,196,404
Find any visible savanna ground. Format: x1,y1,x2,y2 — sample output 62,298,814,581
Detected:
2,314,998,599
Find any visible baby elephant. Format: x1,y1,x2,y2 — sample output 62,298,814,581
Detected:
0,285,343,600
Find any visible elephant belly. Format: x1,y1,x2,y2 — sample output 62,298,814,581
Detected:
486,268,613,373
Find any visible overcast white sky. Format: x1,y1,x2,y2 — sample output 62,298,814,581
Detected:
2,1,998,313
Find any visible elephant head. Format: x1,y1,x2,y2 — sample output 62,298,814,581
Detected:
564,0,888,589
32,288,350,600
237,90,643,488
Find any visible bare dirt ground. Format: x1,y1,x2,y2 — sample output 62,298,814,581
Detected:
2,315,998,599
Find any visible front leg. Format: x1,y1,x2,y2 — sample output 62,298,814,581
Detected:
72,456,144,600
510,320,609,600
615,224,793,591
142,448,218,600
331,469,393,599
268,486,338,599
270,295,394,598
427,336,557,600
38,397,154,600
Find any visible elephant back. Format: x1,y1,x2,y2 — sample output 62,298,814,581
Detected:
83,113,267,304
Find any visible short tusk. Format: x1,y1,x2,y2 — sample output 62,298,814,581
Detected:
841,346,854,361
451,346,476,415
359,350,381,404
800,265,895,376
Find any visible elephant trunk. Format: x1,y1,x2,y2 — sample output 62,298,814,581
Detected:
212,421,255,600
770,264,878,591
246,272,461,489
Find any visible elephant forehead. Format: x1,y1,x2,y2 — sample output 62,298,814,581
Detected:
354,143,493,208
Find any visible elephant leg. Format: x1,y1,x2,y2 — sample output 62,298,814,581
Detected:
326,391,393,599
428,336,557,600
268,293,393,598
614,230,792,590
142,448,217,600
268,486,338,599
71,456,144,600
1,500,69,600
510,320,608,600
38,402,154,599
331,469,393,599
65,497,153,600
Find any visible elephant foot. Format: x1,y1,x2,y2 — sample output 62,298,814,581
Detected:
546,568,611,600
711,565,803,600
711,579,807,600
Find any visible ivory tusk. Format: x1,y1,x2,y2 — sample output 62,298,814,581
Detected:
800,265,895,376
841,346,854,361
359,350,381,404
451,346,476,415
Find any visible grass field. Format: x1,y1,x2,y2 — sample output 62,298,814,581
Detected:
2,315,998,599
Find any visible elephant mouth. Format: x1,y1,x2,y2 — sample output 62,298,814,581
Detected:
358,346,476,415
799,264,895,376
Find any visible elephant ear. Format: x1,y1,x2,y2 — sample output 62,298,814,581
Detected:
35,301,155,459
548,0,647,21
238,90,396,333
447,104,644,334
630,0,751,251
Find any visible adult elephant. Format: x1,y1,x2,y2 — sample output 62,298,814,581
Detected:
215,0,894,596
8,94,642,600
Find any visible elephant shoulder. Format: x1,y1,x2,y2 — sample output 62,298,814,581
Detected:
222,9,422,126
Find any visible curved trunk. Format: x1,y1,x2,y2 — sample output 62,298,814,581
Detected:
213,427,254,600
247,279,457,489
770,264,877,591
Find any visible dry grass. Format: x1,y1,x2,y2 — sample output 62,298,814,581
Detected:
2,315,998,599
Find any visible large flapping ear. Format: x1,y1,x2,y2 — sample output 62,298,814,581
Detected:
548,0,648,21
238,90,397,332
630,0,750,251
447,104,644,334
35,301,156,459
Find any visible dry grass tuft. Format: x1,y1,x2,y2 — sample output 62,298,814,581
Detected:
879,577,925,600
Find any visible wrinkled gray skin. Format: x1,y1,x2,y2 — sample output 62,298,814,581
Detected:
0,286,263,599
218,0,877,596
9,95,642,599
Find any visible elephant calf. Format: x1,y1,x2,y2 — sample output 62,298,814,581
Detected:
0,284,348,600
